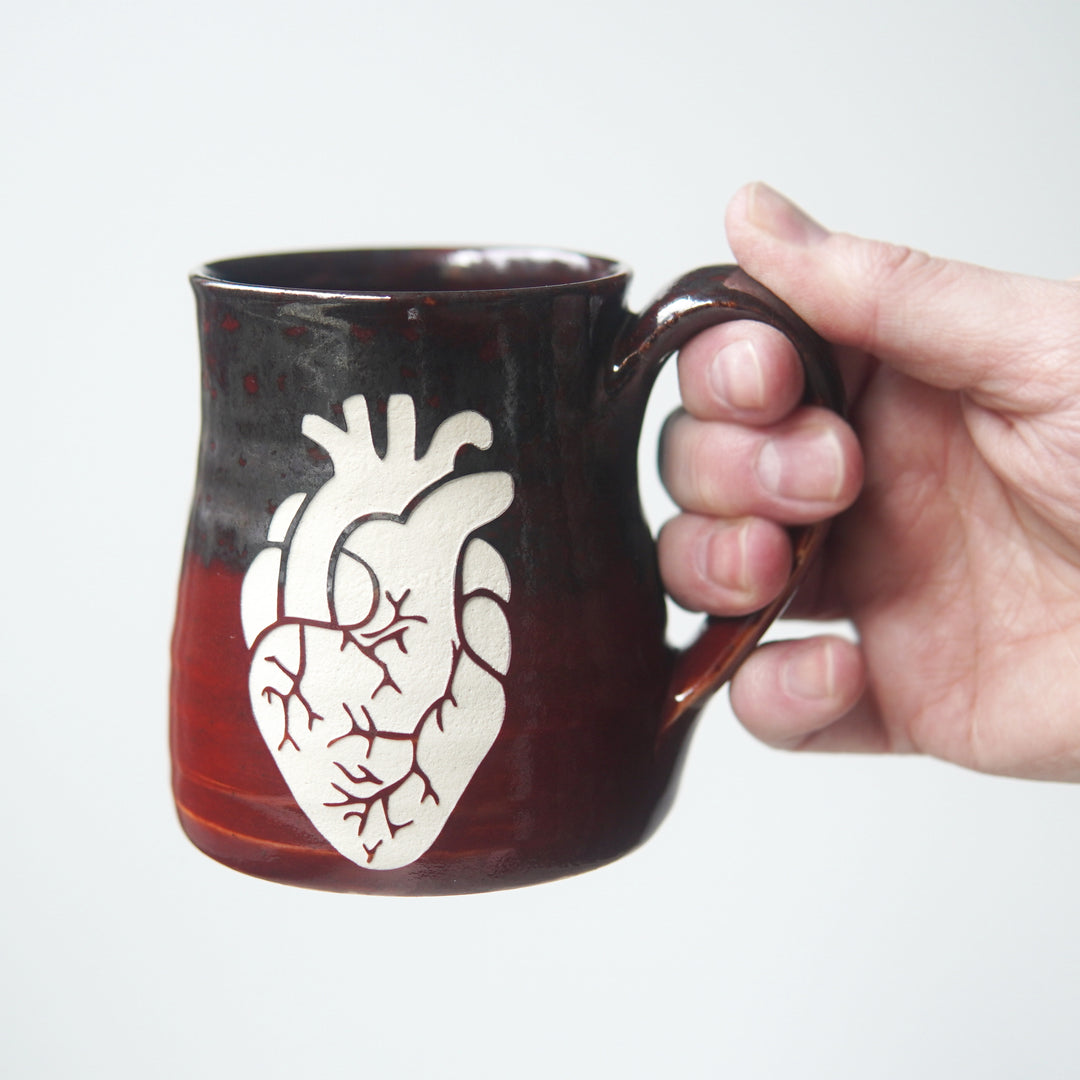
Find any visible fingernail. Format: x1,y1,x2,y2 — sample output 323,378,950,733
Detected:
746,183,828,246
694,520,753,595
709,339,766,411
780,641,836,701
755,426,845,502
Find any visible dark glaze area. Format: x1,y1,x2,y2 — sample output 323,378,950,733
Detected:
198,247,625,296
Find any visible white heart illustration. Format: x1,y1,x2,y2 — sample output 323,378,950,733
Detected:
240,395,514,870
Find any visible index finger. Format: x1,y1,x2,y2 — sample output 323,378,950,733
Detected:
677,318,805,426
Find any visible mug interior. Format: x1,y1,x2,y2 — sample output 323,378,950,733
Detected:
197,247,626,296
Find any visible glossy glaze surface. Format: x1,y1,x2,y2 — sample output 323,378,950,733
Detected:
171,248,842,894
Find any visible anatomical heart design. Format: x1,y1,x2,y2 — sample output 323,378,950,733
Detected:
240,395,515,870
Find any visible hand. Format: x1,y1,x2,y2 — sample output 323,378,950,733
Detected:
659,182,1080,780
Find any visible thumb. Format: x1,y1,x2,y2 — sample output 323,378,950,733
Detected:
726,183,1080,405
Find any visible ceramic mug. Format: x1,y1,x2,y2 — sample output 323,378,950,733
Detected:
170,247,843,895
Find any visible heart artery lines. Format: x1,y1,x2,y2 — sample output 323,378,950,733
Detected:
241,395,514,870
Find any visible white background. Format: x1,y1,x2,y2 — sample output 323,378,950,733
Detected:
4,1,1080,1076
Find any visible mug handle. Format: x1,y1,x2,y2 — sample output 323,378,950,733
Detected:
607,265,846,738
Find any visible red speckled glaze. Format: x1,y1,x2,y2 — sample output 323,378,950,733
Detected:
171,248,843,894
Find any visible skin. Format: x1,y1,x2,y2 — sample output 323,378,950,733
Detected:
658,183,1080,781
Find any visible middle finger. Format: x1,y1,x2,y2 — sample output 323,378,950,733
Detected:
660,406,861,523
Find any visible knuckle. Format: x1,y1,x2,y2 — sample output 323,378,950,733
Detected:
683,438,719,511
850,239,959,355
660,413,711,508
860,239,935,282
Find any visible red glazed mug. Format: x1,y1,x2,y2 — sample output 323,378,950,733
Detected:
170,248,843,895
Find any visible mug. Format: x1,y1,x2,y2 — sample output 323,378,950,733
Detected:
170,247,843,895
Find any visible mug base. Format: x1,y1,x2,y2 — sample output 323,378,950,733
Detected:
175,802,640,896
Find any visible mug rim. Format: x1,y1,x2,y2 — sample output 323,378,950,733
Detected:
192,245,630,301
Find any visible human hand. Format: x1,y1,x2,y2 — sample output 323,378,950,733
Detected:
659,183,1080,780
